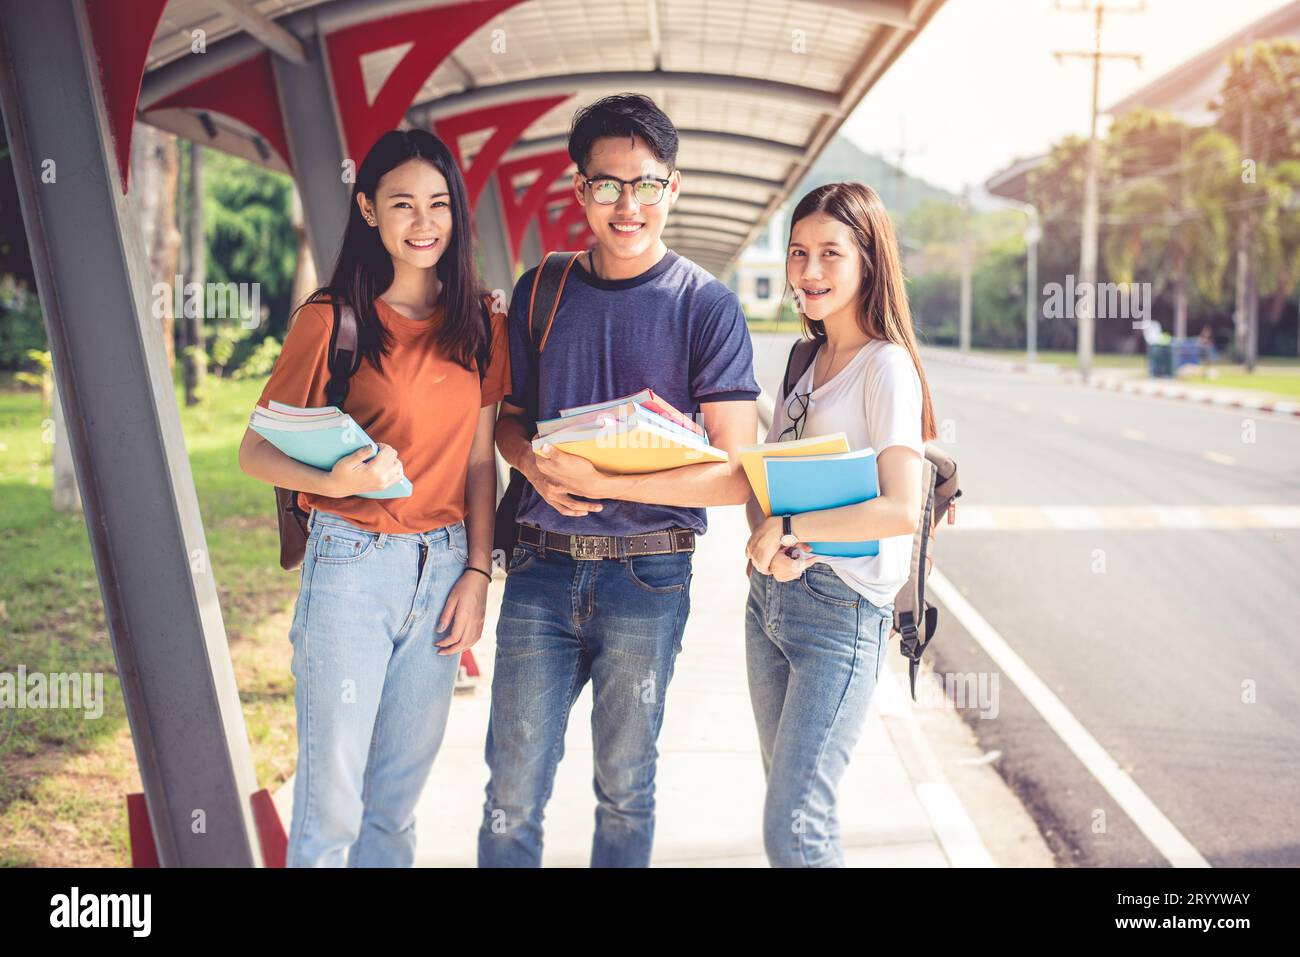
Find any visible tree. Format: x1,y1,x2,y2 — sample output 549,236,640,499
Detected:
180,141,207,406
1029,136,1093,350
203,150,296,342
1101,111,1238,339
1213,38,1300,363
129,124,181,370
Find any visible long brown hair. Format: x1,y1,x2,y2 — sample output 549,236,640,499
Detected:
786,182,937,442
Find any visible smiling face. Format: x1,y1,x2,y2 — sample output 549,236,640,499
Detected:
573,133,679,271
787,212,865,323
357,158,452,270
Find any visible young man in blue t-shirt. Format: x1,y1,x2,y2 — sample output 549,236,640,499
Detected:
480,94,760,867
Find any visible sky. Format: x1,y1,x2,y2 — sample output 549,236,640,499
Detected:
841,0,1296,195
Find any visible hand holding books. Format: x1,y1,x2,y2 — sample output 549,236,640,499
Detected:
249,400,412,499
740,432,881,560
530,441,607,516
328,442,406,497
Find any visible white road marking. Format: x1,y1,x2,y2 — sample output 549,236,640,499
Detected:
926,569,1211,868
1250,505,1300,527
1041,506,1103,530
947,505,1300,530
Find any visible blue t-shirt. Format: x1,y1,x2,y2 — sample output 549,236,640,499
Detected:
505,249,760,537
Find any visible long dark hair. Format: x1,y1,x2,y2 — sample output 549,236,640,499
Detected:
786,182,937,442
298,129,485,373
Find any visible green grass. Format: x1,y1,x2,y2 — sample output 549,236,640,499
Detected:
1191,373,1300,398
0,372,300,865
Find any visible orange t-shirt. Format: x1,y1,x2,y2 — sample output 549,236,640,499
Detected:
255,295,509,534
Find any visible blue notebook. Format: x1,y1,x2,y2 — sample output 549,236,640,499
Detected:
249,402,412,499
764,447,879,557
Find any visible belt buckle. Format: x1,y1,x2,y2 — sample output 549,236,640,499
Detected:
571,535,606,560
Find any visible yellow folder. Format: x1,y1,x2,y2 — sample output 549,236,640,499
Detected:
740,432,851,515
538,420,728,474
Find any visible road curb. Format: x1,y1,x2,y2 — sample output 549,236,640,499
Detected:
920,347,1300,418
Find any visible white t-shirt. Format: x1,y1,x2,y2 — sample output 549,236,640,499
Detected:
766,337,925,607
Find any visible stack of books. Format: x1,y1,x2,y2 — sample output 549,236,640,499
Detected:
740,433,881,557
249,400,412,498
533,388,727,474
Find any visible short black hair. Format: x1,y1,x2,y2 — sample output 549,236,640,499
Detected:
567,93,679,174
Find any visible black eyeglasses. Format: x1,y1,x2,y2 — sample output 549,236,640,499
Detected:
583,174,673,206
779,390,811,442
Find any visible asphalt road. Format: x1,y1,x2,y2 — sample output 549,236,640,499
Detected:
750,332,1300,867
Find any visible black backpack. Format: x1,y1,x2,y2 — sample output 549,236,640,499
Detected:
273,294,495,570
491,251,583,561
780,338,962,701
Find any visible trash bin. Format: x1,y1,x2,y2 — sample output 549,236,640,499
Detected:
1172,338,1201,370
1148,342,1173,378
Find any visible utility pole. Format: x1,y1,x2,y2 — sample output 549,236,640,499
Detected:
1055,1,1142,379
959,185,972,354
893,118,925,245
1174,124,1189,340
1026,204,1041,362
895,118,908,219
1233,36,1258,372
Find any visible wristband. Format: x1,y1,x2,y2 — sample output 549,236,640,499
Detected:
465,565,492,582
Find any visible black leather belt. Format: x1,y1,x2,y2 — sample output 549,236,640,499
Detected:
516,523,695,560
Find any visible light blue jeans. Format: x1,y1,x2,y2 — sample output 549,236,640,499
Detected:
744,561,893,867
285,509,468,867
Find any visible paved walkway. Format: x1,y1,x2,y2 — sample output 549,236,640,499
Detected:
273,503,1027,867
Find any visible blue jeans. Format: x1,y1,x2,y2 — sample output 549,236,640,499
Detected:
744,562,892,867
477,538,693,867
285,509,468,867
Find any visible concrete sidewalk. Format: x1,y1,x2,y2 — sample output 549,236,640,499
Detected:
274,505,1047,867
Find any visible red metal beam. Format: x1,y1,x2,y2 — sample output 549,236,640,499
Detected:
434,93,571,209
83,0,169,192
326,0,519,161
147,53,293,171
494,149,575,262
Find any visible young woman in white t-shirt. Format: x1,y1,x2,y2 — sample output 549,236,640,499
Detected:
743,182,938,867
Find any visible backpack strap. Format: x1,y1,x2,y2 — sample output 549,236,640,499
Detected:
781,337,821,401
283,297,358,521
529,251,581,353
493,251,582,558
895,453,938,701
476,294,494,384
325,298,360,409
521,251,582,420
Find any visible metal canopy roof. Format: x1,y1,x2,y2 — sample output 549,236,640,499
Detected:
139,0,945,275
